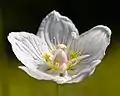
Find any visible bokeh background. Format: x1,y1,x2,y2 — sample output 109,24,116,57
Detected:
0,0,120,96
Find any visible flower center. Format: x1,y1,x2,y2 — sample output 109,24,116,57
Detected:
42,44,81,76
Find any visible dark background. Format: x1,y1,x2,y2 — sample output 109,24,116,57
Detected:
0,0,120,96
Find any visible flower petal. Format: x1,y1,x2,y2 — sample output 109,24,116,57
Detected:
37,10,79,49
70,25,111,63
8,32,49,69
66,60,101,83
19,66,54,80
66,68,93,83
8,32,72,84
19,66,71,84
67,25,111,83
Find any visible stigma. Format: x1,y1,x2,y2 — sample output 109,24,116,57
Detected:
53,49,68,76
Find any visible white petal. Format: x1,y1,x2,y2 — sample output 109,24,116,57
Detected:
19,66,54,80
67,25,111,83
66,60,101,83
37,10,79,49
73,59,101,72
70,25,111,64
19,66,71,84
66,67,93,83
89,68,96,76
54,75,71,84
8,32,49,69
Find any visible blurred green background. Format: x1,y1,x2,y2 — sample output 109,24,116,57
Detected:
0,0,120,96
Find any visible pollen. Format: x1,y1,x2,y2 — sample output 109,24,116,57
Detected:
42,52,52,62
69,51,80,60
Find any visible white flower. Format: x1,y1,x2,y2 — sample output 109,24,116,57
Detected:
7,10,112,84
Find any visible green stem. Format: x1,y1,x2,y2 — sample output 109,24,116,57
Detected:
56,84,59,96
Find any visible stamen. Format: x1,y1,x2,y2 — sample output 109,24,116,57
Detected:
41,43,89,77
61,36,65,44
69,51,80,60
67,54,90,70
67,31,77,51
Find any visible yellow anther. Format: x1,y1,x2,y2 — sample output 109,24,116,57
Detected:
69,51,80,60
42,52,52,62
